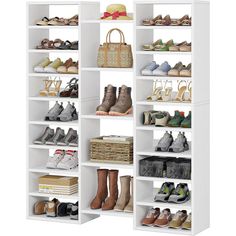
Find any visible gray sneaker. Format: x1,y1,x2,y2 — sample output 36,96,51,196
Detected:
69,136,78,147
57,102,78,122
57,128,77,146
45,127,65,145
34,127,54,145
154,182,175,202
143,111,162,125
155,131,173,152
45,102,64,121
169,132,189,153
168,183,190,203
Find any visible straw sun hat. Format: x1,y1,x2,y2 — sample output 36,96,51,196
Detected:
101,4,132,20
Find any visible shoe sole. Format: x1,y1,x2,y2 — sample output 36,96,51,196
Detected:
108,107,132,116
96,111,109,116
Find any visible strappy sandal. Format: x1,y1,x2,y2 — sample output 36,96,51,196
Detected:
174,80,187,102
39,79,53,96
187,81,192,102
68,15,78,26
36,17,50,26
70,41,78,50
58,40,72,50
47,17,60,25
48,78,62,97
36,39,54,49
171,15,189,26
143,39,163,51
182,17,191,26
161,81,173,102
59,78,78,97
53,39,64,49
155,15,171,26
143,15,162,26
147,80,163,101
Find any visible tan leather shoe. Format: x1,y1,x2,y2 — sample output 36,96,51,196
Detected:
90,169,108,209
141,208,160,226
169,210,188,229
34,201,48,215
168,62,184,76
124,177,133,212
102,170,119,210
154,208,172,227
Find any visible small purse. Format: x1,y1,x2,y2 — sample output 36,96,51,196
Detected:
97,28,133,68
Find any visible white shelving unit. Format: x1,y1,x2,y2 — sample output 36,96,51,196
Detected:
27,0,209,234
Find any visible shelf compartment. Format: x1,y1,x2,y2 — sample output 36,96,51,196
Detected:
28,73,79,78
29,49,79,53
28,215,79,224
81,67,133,72
29,120,79,126
29,144,78,151
29,191,79,200
136,100,192,107
81,114,133,121
136,176,191,184
136,126,191,132
135,226,192,235
29,96,79,102
136,76,192,81
29,166,79,177
82,208,133,218
82,161,133,170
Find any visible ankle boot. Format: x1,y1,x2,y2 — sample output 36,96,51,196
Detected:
102,170,119,210
96,85,117,115
114,175,131,211
90,169,108,209
109,85,132,116
124,177,133,212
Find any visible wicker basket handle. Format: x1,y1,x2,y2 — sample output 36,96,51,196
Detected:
105,28,125,44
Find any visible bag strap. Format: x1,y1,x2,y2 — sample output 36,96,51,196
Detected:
105,28,125,44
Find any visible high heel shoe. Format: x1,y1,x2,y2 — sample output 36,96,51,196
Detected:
161,81,173,102
39,79,53,96
147,80,163,101
48,78,62,97
60,78,78,97
175,80,187,102
187,81,192,102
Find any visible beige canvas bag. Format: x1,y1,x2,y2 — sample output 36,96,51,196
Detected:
97,28,133,68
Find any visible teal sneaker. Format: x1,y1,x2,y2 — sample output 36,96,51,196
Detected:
168,110,185,127
181,111,191,128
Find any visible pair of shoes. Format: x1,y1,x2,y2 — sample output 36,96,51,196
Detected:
143,110,191,128
46,149,78,169
142,208,190,229
34,127,78,146
59,78,78,98
36,38,78,50
34,58,78,74
39,78,62,96
142,61,171,76
154,183,190,203
36,15,78,26
34,199,78,219
90,169,133,213
155,131,189,153
146,80,192,102
142,14,191,26
143,39,174,51
169,42,191,52
45,101,78,122
96,84,132,116
168,62,191,77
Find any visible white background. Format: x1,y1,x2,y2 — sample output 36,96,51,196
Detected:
0,0,234,235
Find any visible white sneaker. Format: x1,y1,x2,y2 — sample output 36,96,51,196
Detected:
46,149,65,169
57,150,78,170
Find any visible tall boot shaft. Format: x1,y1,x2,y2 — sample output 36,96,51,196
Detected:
90,169,108,209
124,177,133,213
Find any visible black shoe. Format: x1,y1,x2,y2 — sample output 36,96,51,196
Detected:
70,201,78,220
57,202,73,217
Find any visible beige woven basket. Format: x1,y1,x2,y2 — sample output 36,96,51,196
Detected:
90,136,133,164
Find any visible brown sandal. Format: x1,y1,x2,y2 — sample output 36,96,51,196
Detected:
53,39,64,48
68,15,78,25
171,15,190,26
155,15,171,26
36,39,54,49
143,15,162,26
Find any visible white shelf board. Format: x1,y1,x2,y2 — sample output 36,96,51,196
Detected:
136,125,191,132
29,166,79,177
135,226,192,235
82,161,133,169
82,208,133,218
81,114,133,120
29,120,79,126
82,20,134,24
137,150,191,158
136,51,191,55
136,100,192,107
81,67,133,72
136,188,191,210
136,26,192,30
28,215,79,224
28,73,79,78
28,25,79,29
136,76,192,81
29,191,79,200
136,176,191,184
29,49,79,53
29,144,78,151
29,96,79,102
135,0,197,4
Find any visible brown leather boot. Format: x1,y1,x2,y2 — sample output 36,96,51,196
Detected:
96,85,117,115
124,177,133,212
90,169,108,209
102,170,119,210
114,175,131,211
109,85,132,116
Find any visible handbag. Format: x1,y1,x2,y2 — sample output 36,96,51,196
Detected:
97,28,133,68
